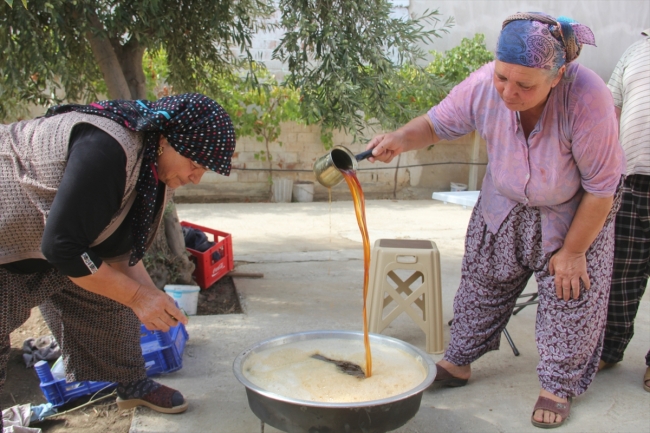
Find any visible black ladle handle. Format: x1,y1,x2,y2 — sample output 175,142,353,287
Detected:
355,149,374,162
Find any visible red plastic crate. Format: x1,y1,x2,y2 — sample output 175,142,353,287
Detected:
181,221,234,289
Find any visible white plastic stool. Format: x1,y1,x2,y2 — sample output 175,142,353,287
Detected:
367,239,444,354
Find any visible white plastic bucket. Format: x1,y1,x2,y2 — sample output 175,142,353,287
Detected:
272,178,294,203
450,182,468,192
292,181,314,202
164,284,200,316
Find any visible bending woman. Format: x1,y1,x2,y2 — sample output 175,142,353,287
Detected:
0,93,235,417
366,13,624,428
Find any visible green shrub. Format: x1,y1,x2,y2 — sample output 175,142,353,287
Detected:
426,33,494,85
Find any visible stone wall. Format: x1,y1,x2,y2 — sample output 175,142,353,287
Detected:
176,0,648,203
174,123,487,203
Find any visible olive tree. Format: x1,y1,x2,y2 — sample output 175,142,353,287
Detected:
0,0,273,119
275,0,453,145
2,0,452,137
1,0,452,286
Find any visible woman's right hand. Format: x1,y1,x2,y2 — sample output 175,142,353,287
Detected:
366,131,407,164
128,284,189,331
70,260,188,332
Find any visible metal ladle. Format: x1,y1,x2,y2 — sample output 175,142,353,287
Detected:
313,146,374,188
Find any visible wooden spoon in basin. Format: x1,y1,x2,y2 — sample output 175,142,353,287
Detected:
311,354,366,378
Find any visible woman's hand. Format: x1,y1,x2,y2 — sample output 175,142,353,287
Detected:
548,248,590,300
366,131,407,164
128,284,188,331
547,192,614,301
70,260,188,332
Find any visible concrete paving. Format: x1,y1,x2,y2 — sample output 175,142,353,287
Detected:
130,199,650,433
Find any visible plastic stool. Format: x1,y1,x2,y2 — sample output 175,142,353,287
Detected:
367,239,444,354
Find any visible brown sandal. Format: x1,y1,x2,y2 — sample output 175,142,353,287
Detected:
117,383,188,414
644,367,650,392
433,364,469,387
531,396,571,429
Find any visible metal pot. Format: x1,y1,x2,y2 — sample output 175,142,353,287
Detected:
233,330,436,433
313,146,374,188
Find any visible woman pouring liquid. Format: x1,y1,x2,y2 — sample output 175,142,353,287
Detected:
364,12,625,429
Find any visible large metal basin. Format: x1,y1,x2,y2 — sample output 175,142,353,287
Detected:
233,330,436,433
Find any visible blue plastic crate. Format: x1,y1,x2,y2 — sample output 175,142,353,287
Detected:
35,321,189,406
140,322,189,377
34,360,116,408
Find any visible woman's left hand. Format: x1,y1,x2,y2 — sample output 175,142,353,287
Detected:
548,248,590,300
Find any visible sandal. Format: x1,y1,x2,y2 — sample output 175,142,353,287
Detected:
116,381,188,414
433,364,468,387
531,396,571,429
644,367,650,392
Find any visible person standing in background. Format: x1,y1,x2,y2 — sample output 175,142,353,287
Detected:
599,29,650,392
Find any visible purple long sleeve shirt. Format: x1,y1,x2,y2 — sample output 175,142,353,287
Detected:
429,61,625,253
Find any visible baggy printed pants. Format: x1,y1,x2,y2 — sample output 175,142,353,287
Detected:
444,193,620,399
1,267,147,409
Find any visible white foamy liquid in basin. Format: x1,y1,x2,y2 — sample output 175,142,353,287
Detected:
242,338,426,403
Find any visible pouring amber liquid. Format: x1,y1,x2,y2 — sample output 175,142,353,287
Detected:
340,169,372,377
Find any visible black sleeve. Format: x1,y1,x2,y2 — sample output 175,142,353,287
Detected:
41,123,127,277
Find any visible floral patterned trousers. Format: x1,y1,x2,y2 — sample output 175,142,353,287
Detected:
444,193,620,398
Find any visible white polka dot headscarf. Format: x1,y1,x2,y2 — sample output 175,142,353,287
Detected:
46,93,236,265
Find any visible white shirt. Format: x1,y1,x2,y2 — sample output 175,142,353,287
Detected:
608,30,650,176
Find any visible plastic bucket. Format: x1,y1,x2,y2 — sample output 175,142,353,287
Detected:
450,182,468,192
164,285,200,315
292,181,314,202
272,178,294,203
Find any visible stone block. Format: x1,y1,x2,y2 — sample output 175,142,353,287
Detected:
274,151,298,164
235,151,260,163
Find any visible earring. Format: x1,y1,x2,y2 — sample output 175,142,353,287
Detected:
157,146,164,156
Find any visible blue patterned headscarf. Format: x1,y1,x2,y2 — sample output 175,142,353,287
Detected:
46,93,236,265
496,12,596,70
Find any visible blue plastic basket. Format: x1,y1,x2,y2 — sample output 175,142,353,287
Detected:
34,360,116,408
36,321,189,406
140,322,189,376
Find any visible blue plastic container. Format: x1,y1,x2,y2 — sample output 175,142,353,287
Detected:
36,321,189,406
140,322,189,376
35,360,116,407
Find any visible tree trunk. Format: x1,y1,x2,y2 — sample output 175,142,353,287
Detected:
144,201,196,290
392,154,401,199
119,40,147,100
85,12,131,100
85,21,194,289
266,137,273,200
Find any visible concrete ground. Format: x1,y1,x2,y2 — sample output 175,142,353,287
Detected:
130,199,650,433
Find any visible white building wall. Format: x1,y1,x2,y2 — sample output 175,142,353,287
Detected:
247,0,648,82
410,0,649,83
